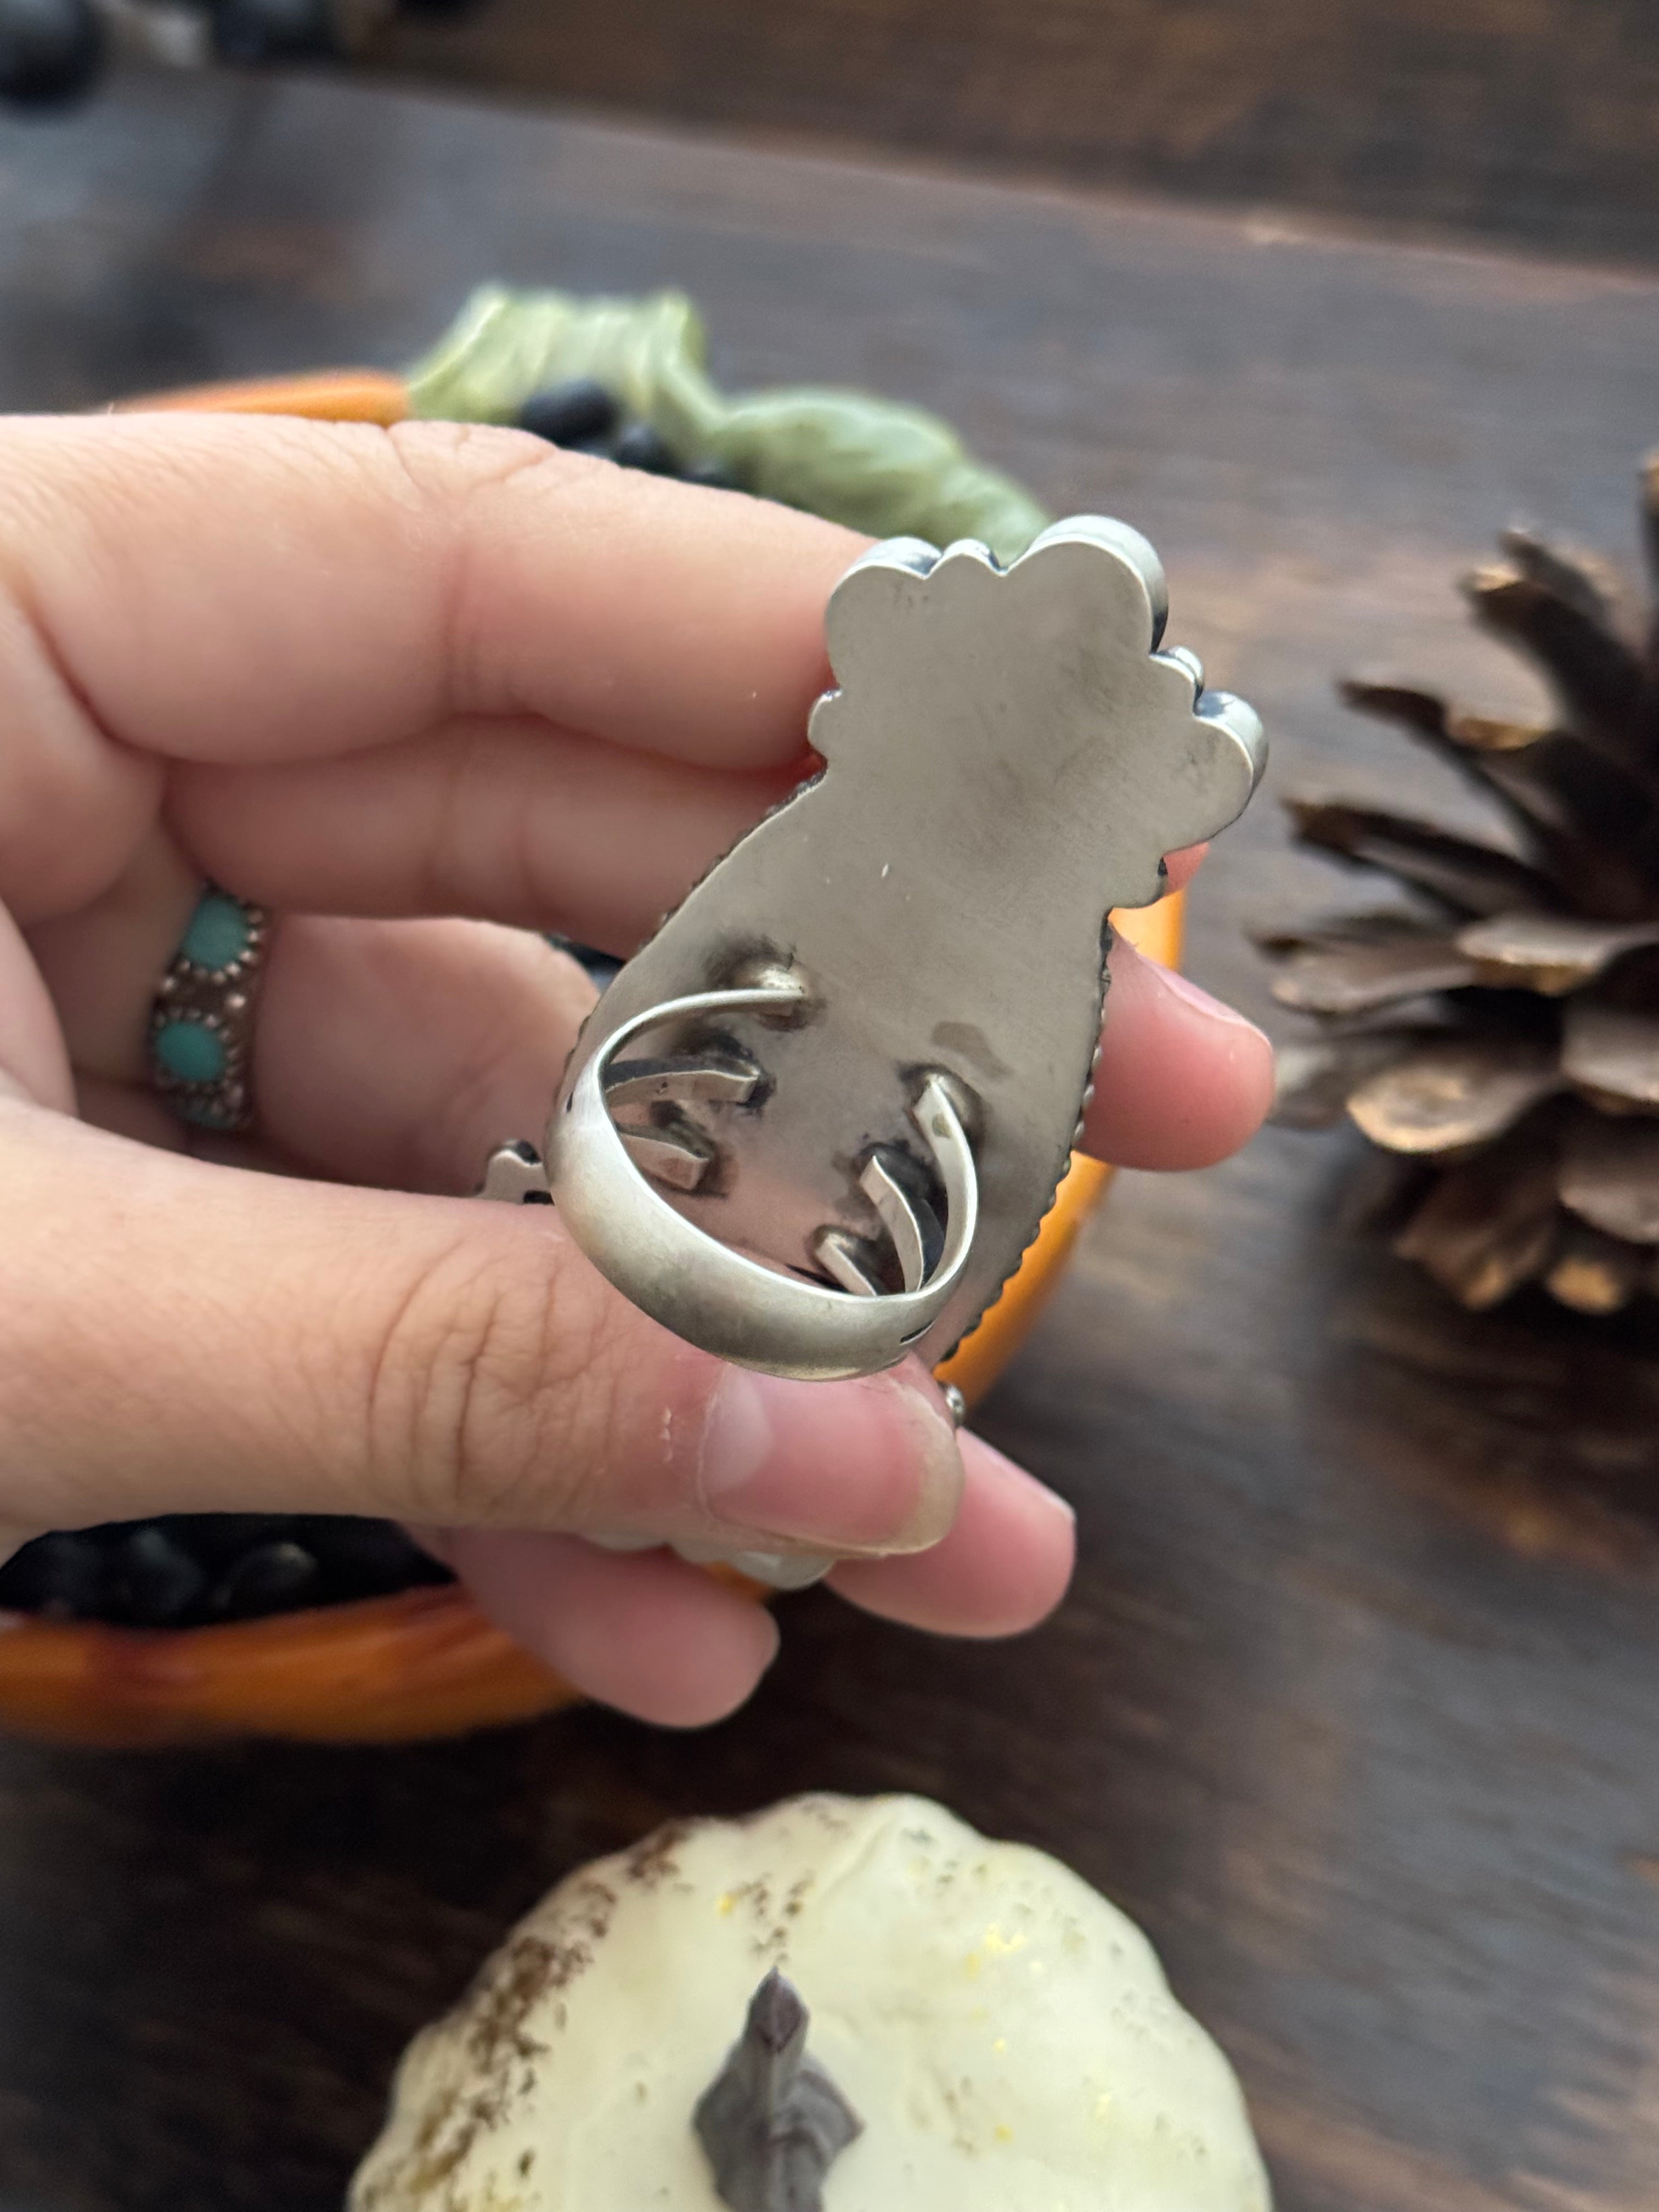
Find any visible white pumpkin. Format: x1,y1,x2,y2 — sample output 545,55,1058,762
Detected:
351,1793,1272,2212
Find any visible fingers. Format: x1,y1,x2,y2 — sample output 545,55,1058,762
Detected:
1083,936,1274,1170
24,825,199,1085
0,413,858,780
0,903,73,1110
0,544,164,921
251,914,596,1194
1,411,853,929
423,1425,1076,1725
422,1530,782,1728
0,1099,964,1567
168,720,803,948
827,1431,1075,1636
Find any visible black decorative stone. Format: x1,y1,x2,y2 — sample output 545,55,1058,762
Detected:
0,0,103,108
208,1540,320,1620
159,1514,295,1579
611,421,682,476
0,1514,454,1629
547,933,622,990
0,1532,104,1620
517,377,622,448
295,1515,452,1602
108,1527,207,1628
516,383,743,492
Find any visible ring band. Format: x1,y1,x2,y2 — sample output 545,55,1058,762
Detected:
146,885,271,1133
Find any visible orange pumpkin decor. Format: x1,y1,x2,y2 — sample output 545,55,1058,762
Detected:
112,366,410,424
0,366,1184,1746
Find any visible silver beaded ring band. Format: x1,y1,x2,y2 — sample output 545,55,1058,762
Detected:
146,885,272,1133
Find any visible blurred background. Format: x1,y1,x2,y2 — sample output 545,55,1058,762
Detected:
5,10,1659,2212
5,0,1659,264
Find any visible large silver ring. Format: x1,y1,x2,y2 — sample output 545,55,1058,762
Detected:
544,978,980,1381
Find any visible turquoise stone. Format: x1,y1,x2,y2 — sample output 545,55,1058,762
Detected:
154,1018,227,1084
180,893,251,972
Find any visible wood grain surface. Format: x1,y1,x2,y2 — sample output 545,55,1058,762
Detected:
3,62,1659,2212
368,0,1659,267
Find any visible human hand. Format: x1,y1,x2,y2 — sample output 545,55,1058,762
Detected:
0,414,1274,1724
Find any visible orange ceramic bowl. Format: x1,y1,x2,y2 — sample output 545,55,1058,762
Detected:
0,370,1184,1744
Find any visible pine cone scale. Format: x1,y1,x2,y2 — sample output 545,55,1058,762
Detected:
1544,1223,1647,1314
1454,913,1659,994
1466,566,1655,778
1272,1034,1432,1130
1393,1122,1560,1310
1344,1039,1558,1156
1561,999,1659,1109
1284,798,1560,917
1560,1117,1659,1244
1271,932,1480,1016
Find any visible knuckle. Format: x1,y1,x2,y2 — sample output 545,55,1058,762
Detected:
380,417,585,513
376,419,601,718
362,1232,617,1530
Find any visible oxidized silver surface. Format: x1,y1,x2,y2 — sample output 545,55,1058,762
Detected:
488,516,1265,1385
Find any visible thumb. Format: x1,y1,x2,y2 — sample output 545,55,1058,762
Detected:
0,1099,964,1560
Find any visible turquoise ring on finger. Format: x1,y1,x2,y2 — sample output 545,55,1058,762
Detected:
146,885,272,1133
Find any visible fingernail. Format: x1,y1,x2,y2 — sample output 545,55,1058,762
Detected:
1006,1458,1079,1528
1151,962,1270,1038
698,1367,963,1555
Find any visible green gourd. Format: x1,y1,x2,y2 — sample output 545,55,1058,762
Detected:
405,284,1051,565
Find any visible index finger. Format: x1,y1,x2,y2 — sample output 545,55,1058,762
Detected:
0,414,862,775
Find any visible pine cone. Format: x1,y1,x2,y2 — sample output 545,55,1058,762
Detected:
1267,456,1659,1316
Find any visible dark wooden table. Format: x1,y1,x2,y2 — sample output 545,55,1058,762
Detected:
3,61,1659,2212
371,0,1659,270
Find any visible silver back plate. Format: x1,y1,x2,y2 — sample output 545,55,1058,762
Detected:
539,517,1265,1380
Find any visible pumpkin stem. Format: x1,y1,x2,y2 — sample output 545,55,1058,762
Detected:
693,1968,862,2212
